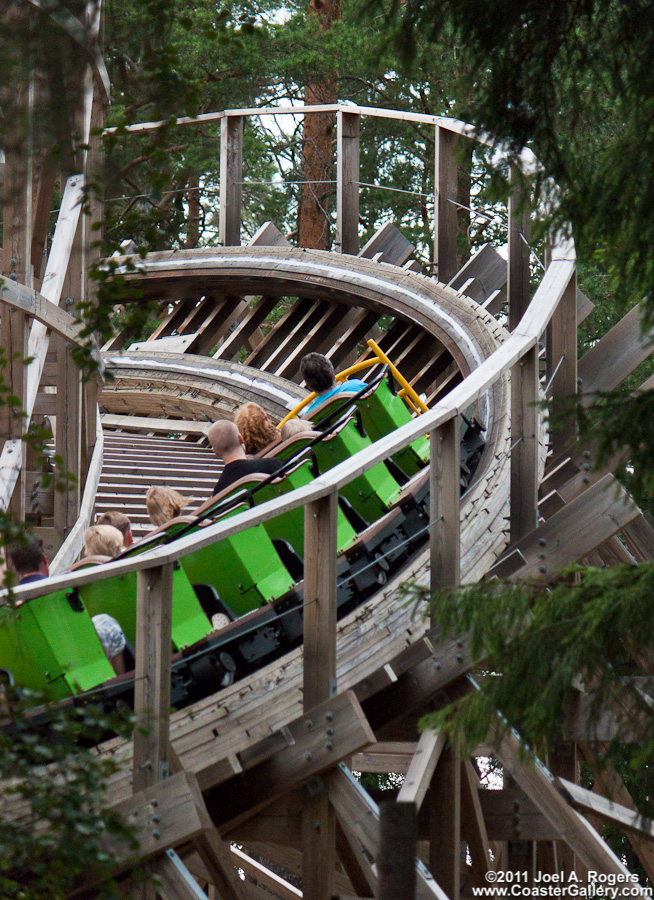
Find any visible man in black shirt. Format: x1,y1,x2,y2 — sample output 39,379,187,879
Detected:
208,420,282,496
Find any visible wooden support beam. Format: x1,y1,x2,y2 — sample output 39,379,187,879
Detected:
194,829,251,900
559,778,654,840
495,733,645,893
508,169,531,331
1,129,32,518
579,745,654,885
302,776,335,900
229,846,302,899
336,818,377,898
397,731,446,811
460,761,493,876
54,214,84,547
358,222,414,266
510,344,539,543
156,850,213,900
448,244,507,301
430,418,461,599
378,801,417,900
487,474,640,581
206,691,375,829
219,116,243,247
352,742,418,774
303,492,338,709
434,126,459,283
548,269,577,458
478,788,559,842
328,764,448,900
428,745,461,900
133,563,174,793
337,110,360,255
578,303,652,398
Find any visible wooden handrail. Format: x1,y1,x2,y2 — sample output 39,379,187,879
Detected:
104,106,538,176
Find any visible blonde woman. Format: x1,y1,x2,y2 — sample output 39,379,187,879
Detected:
83,524,124,559
146,486,190,527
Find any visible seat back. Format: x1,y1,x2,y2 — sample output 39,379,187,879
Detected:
0,589,115,699
355,379,429,476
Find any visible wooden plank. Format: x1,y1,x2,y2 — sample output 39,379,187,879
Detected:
495,732,645,892
31,150,59,282
428,745,461,900
336,818,376,898
397,731,446,810
219,115,243,246
579,745,654,885
508,168,531,331
448,244,507,302
579,304,652,398
621,514,654,562
359,222,414,267
328,764,449,900
559,778,654,840
303,492,338,709
244,298,313,368
50,416,103,573
547,270,577,457
337,110,360,256
378,802,417,900
430,419,460,596
230,846,302,899
212,295,277,361
434,125,459,283
302,778,335,900
488,474,640,582
205,691,376,828
194,829,251,900
101,414,210,435
1,133,32,518
156,850,215,900
54,333,81,545
460,761,492,876
352,742,418,774
510,344,539,542
478,788,559,842
133,563,174,792
107,771,213,869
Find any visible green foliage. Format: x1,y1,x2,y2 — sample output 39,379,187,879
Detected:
0,692,139,899
387,0,654,320
410,566,654,818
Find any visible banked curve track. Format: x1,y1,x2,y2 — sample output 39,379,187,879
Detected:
88,243,521,806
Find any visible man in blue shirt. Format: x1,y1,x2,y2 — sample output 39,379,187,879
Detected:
300,353,369,417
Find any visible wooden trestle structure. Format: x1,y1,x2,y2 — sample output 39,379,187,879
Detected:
5,4,654,899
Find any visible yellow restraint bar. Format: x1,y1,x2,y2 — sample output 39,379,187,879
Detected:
277,338,428,428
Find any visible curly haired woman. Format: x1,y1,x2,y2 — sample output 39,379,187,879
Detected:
234,402,281,455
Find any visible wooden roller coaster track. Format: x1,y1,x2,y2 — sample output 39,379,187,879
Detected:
3,4,654,899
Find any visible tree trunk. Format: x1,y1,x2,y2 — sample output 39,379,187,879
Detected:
298,0,341,250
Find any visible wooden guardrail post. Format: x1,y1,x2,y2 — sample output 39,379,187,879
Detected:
302,492,338,900
434,126,460,283
219,115,243,247
378,801,417,900
336,109,360,255
430,417,461,601
1,84,33,519
510,344,539,543
508,166,532,332
133,563,174,793
548,270,578,458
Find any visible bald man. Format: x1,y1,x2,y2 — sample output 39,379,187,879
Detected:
208,420,282,496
